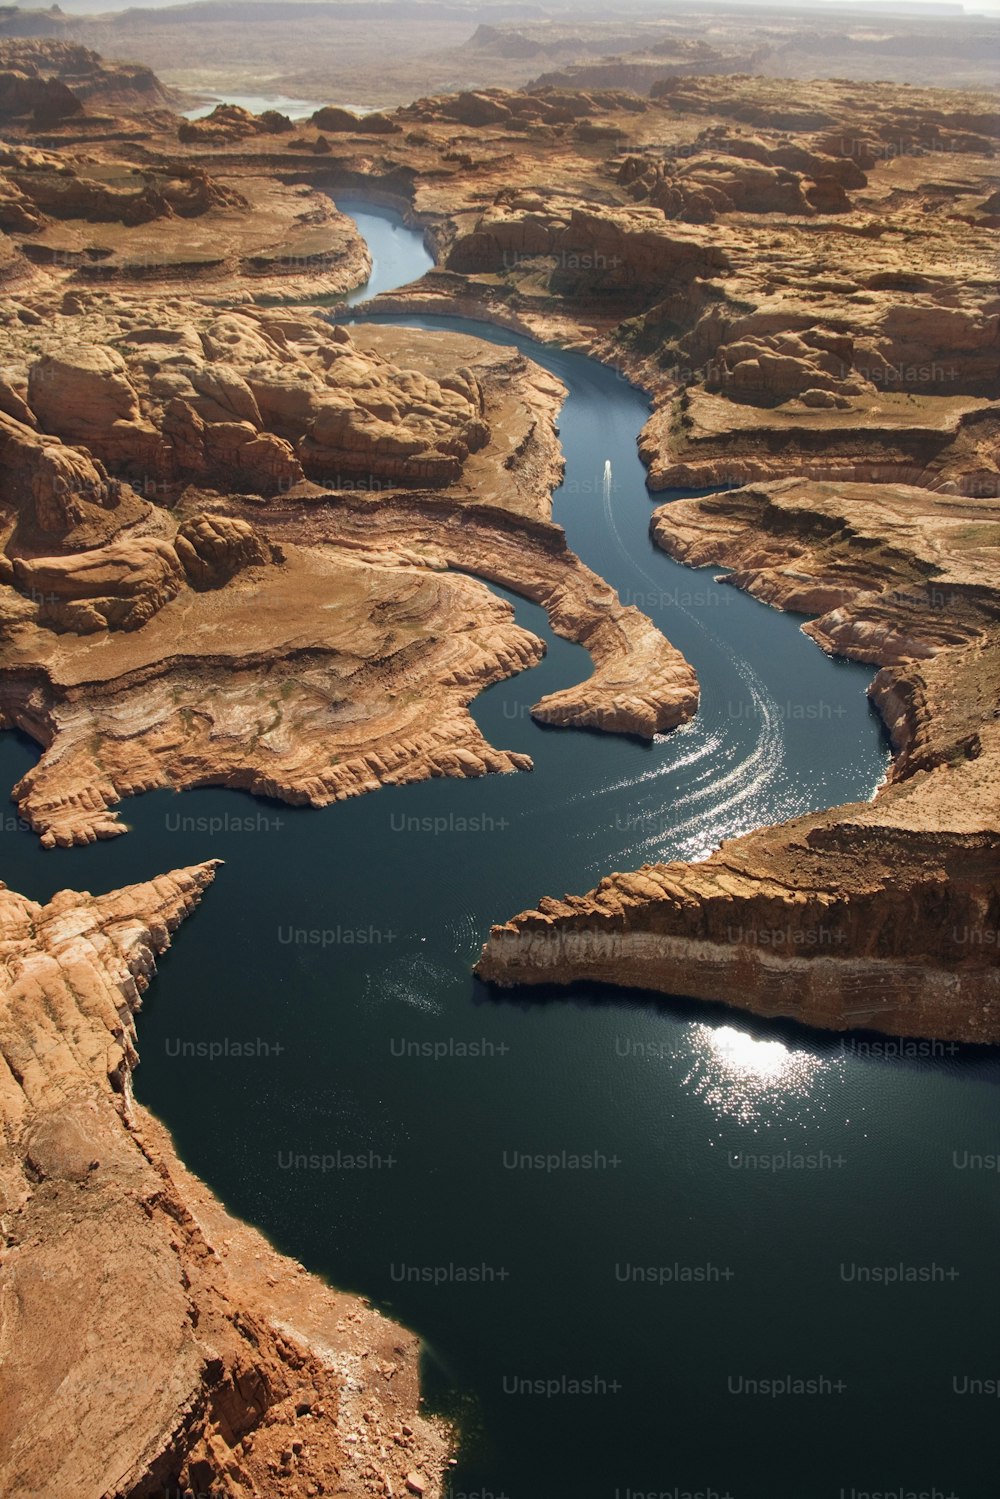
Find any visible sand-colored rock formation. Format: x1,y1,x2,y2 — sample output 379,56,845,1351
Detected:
0,54,995,1000
0,38,177,118
445,194,728,298
0,862,450,1497
5,306,495,493
249,75,994,498
478,478,1000,1042
0,312,695,846
0,406,148,547
0,39,997,1493
4,1,998,108
0,90,370,298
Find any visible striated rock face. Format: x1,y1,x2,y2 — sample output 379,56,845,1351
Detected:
0,863,451,1497
0,129,370,300
478,825,1000,1055
651,479,1000,666
476,818,1000,1042
478,478,1000,1042
0,320,695,846
2,555,545,847
639,387,999,496
242,484,698,743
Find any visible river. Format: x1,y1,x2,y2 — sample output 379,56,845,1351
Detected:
1,202,997,1499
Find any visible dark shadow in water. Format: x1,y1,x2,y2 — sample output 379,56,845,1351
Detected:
476,974,1000,1080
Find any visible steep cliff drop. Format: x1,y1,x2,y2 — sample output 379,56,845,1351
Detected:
0,863,451,1497
478,479,1000,1043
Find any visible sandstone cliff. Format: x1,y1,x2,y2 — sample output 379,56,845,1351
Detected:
0,862,451,1496
478,478,1000,1042
0,313,695,846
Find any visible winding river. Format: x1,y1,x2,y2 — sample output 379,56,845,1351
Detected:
2,202,998,1498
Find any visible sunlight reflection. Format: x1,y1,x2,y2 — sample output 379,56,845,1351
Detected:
681,1022,838,1126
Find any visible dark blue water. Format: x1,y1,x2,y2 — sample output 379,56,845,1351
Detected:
2,206,997,1499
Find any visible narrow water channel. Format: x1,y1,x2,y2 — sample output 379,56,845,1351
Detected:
0,202,996,1499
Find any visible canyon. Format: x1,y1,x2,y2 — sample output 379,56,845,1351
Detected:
2,3,997,108
479,478,1000,1042
0,301,696,847
0,32,998,1499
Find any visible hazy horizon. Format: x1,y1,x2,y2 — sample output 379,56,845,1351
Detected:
12,0,1000,14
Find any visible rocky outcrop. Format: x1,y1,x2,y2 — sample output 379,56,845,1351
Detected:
1,141,247,232
0,554,543,845
174,512,274,588
0,407,149,547
311,103,364,132
0,131,370,300
446,196,727,299
331,73,997,500
0,862,451,1497
8,308,497,494
243,485,698,741
476,815,1000,1042
9,513,273,632
651,479,1000,656
0,38,177,114
639,387,998,494
619,126,866,222
29,342,147,441
12,535,186,632
0,323,695,845
478,478,1000,1042
0,61,80,123
649,73,1000,145
179,102,293,143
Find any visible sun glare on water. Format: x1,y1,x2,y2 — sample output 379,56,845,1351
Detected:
681,1022,838,1127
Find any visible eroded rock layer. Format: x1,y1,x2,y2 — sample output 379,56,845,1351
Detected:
1,43,999,1495
0,863,450,1497
0,307,696,847
478,478,1000,1041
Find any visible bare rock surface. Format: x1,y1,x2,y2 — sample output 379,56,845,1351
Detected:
1,48,999,1496
479,478,1000,1041
0,310,695,846
0,862,450,1498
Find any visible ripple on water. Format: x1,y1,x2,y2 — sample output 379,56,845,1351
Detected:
363,953,450,1015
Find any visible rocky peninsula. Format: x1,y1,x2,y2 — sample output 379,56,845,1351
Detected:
0,860,450,1497
479,478,1000,1042
1,35,999,1499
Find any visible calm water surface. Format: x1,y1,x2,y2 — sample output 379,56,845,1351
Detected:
1,205,997,1499
181,92,330,120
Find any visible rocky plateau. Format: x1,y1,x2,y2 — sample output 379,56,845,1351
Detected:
0,36,999,1499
